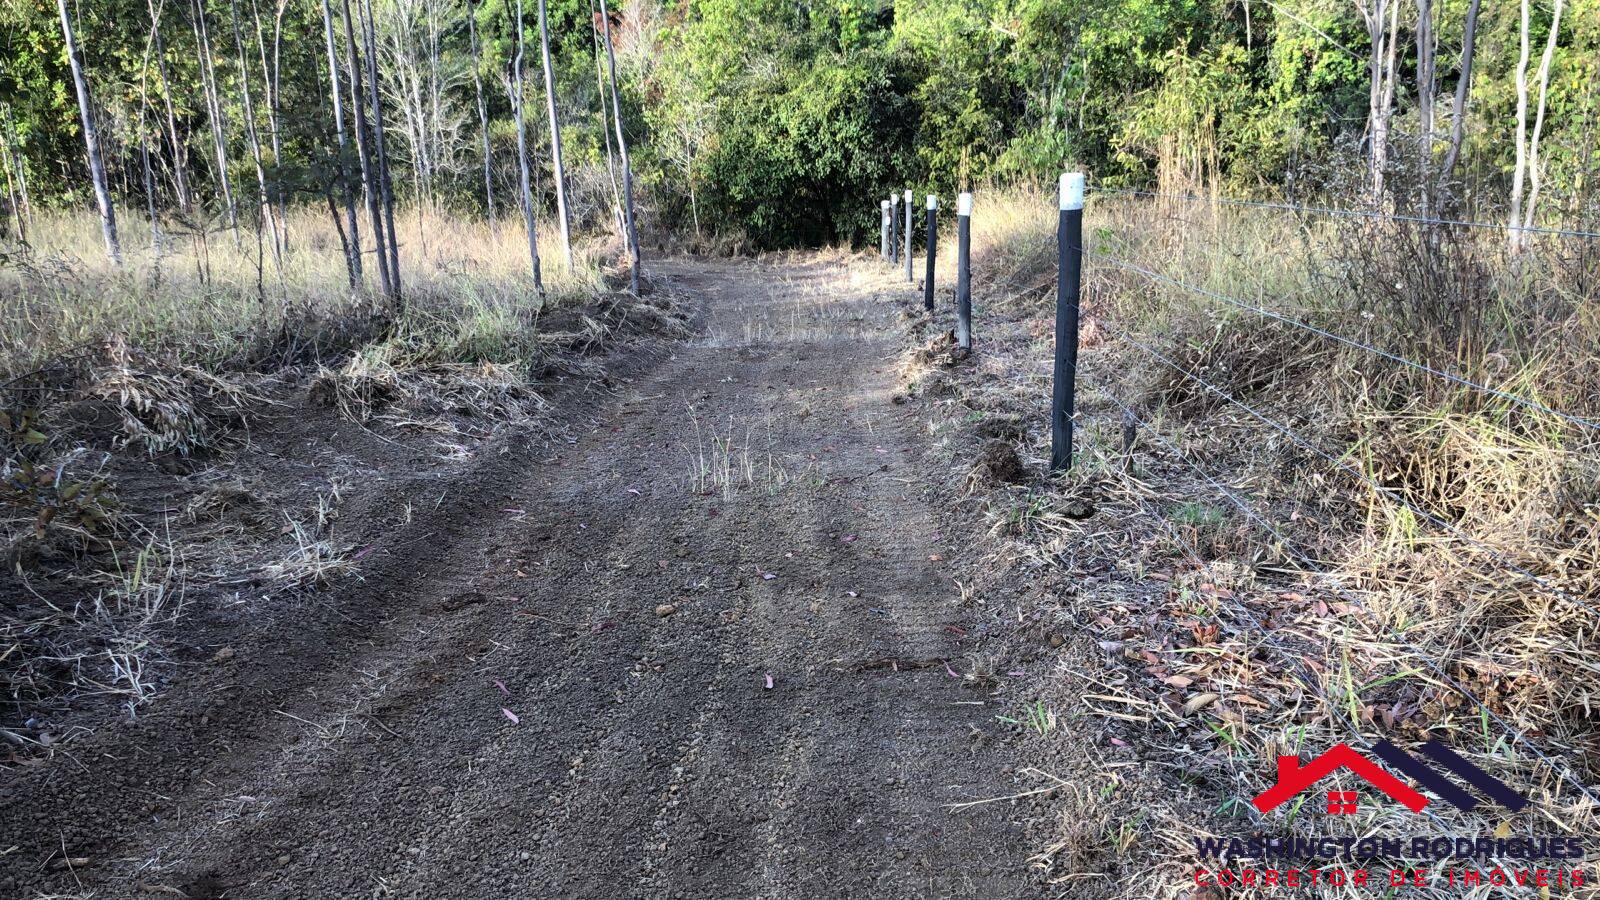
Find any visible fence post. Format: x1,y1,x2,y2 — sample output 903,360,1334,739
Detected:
923,194,937,311
890,193,901,264
903,189,914,282
955,191,972,350
880,201,890,259
1051,172,1085,472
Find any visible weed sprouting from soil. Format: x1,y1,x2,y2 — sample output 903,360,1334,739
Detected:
685,409,798,500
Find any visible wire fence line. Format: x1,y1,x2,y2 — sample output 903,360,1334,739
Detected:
868,177,1598,818
1096,316,1600,624
1092,380,1600,813
1088,251,1600,433
1088,186,1600,240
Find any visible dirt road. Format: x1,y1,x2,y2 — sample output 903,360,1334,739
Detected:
2,258,1033,898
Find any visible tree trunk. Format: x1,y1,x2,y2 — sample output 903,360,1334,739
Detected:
1520,0,1563,237
1416,0,1435,216
56,0,122,264
1509,0,1534,247
466,0,494,225
538,0,572,269
1,126,24,242
598,0,639,293
147,0,193,214
359,0,402,305
191,0,239,241
137,12,164,251
229,0,282,278
340,0,393,298
3,109,34,240
591,2,622,230
1358,0,1394,205
321,0,362,289
510,0,543,289
258,0,290,252
1437,0,1480,203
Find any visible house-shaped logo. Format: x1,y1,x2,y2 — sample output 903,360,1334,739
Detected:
1252,741,1528,816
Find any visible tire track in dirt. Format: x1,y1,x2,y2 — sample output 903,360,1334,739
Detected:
1,257,1033,898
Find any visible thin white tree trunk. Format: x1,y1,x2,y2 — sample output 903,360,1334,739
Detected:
510,0,542,289
1521,0,1563,235
137,10,164,250
57,0,122,264
1509,0,1533,247
1437,0,1480,196
229,0,282,277
1416,0,1435,215
321,0,362,287
359,0,401,303
147,0,192,214
538,0,572,268
598,0,638,293
191,0,239,241
466,0,493,224
340,0,392,298
591,3,622,230
1,124,24,242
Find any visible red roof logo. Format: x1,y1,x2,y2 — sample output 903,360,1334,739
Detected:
1253,743,1429,814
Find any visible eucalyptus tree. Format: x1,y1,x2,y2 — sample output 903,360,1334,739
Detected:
55,0,121,263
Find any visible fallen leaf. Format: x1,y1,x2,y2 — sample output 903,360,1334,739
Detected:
494,680,510,697
1184,693,1220,715
502,708,520,725
763,673,774,690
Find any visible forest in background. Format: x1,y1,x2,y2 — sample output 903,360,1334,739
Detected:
1,0,1596,255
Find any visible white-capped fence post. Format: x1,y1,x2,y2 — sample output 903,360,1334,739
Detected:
903,189,913,282
923,194,937,311
955,191,972,350
1051,172,1085,471
880,200,890,258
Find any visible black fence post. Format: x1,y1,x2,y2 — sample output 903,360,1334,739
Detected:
903,190,914,282
889,193,899,265
923,194,937,311
955,191,972,350
1051,172,1085,471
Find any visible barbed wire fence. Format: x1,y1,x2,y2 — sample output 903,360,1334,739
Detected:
872,176,1600,838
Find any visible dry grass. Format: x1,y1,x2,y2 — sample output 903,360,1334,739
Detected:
0,206,648,736
0,206,605,374
899,187,1600,896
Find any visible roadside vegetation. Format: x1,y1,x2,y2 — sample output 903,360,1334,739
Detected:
894,185,1600,894
0,206,684,743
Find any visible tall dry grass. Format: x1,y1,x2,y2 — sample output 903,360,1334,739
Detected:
0,207,609,376
0,207,641,727
910,187,1600,895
